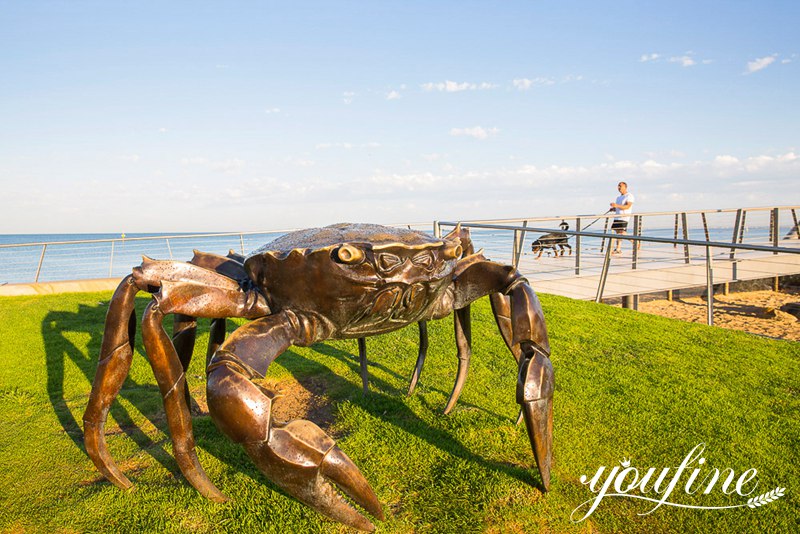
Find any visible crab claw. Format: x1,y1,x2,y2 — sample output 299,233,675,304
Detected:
207,361,383,531
243,420,384,532
517,346,554,490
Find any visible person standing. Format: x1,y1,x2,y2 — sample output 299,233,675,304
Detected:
610,181,635,254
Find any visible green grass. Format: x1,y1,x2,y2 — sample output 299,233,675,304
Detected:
0,291,798,533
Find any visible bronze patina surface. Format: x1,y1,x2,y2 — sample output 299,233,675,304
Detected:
83,223,554,532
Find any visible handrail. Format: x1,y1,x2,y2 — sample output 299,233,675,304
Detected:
0,221,433,249
440,205,800,225
0,229,296,249
437,221,800,255
437,216,800,325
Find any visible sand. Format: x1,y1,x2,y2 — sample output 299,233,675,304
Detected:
634,288,800,341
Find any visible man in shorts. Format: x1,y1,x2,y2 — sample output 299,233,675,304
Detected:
610,181,635,254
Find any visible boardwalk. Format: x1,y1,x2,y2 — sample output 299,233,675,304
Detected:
441,206,800,303
518,240,800,300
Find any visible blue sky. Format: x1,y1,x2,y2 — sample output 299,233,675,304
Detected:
1,1,797,232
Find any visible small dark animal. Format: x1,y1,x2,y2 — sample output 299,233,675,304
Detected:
531,221,572,259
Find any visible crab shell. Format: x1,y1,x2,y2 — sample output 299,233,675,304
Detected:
244,223,463,338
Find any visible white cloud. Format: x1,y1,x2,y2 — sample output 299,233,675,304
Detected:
642,52,710,67
6,150,799,233
158,127,168,133
745,54,777,74
343,91,356,104
449,126,499,140
264,107,281,114
120,154,141,163
669,55,696,67
421,80,497,92
386,90,401,100
512,77,555,90
714,155,739,166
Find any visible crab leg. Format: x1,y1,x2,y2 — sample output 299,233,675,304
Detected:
360,320,429,396
171,250,243,377
406,321,429,396
207,313,384,532
83,275,138,490
443,307,471,414
141,301,228,501
172,314,198,407
407,225,471,397
85,257,269,497
507,282,553,490
451,260,553,490
489,293,525,424
206,318,226,368
357,338,369,394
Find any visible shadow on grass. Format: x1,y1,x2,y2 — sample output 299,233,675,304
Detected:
272,343,540,488
42,299,544,506
41,300,178,478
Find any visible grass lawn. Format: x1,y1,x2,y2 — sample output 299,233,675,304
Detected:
0,290,798,533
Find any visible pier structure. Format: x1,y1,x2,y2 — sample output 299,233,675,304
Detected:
436,206,800,324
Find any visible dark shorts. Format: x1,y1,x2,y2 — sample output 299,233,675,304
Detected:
611,219,628,231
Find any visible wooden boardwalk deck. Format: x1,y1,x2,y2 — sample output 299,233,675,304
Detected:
511,240,800,300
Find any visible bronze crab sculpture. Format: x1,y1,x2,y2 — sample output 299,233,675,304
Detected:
83,223,553,531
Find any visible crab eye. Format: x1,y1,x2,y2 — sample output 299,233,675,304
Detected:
442,243,462,259
412,251,434,269
335,245,364,264
377,253,402,271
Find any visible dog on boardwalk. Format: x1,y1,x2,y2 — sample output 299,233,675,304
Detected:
531,221,572,259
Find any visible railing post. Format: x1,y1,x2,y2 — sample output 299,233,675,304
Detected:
632,215,640,270
772,207,779,254
673,214,679,248
35,244,47,283
512,229,521,268
574,217,581,275
513,220,528,268
730,208,742,260
109,241,115,277
701,212,710,241
165,238,173,259
240,233,246,255
738,210,747,244
705,245,714,326
600,217,610,253
792,209,800,239
681,212,690,264
595,244,613,303
433,221,441,238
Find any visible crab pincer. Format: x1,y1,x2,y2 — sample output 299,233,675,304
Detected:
207,359,383,531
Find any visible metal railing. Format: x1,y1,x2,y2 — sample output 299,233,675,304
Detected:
436,206,800,325
0,222,433,285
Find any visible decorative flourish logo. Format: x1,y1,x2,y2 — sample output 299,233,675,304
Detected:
571,443,786,522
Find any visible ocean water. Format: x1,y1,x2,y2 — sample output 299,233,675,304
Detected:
0,232,285,284
0,222,791,285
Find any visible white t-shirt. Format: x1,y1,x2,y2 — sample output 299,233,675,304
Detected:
614,192,635,222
